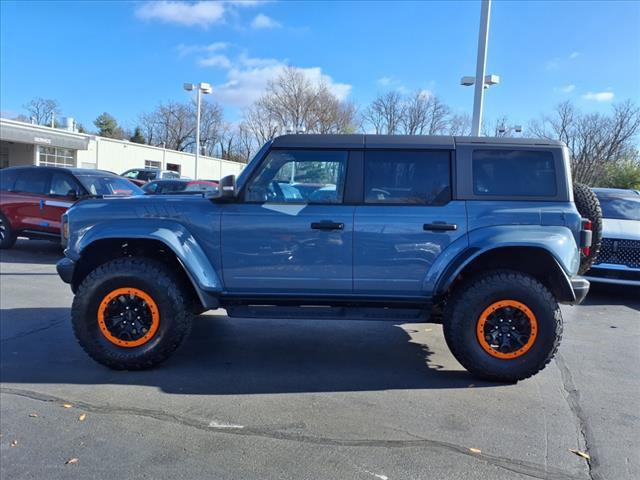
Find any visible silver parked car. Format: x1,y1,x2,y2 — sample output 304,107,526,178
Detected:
586,188,640,286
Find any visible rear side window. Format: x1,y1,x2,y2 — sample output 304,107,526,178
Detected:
0,169,18,190
13,170,50,194
364,150,451,205
473,150,557,197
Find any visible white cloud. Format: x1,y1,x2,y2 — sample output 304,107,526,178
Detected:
135,1,226,27
251,13,281,29
583,91,615,102
135,1,266,28
554,84,576,93
377,77,392,86
546,51,581,70
212,55,351,108
176,42,228,57
198,54,232,68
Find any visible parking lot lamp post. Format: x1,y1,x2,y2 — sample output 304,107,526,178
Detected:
183,82,212,179
471,0,491,136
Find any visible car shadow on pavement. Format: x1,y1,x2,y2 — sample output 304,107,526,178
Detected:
0,307,501,395
0,240,63,266
583,284,640,311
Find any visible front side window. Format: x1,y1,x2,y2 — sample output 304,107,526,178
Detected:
14,170,50,194
49,172,82,196
473,150,557,197
244,150,347,204
364,150,451,205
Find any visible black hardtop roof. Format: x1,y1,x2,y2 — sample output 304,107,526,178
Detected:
2,165,119,176
270,134,564,149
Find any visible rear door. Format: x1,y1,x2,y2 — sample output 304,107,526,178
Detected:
353,149,467,295
9,169,53,233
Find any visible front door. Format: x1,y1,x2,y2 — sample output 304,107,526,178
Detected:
354,149,467,295
43,171,82,232
221,149,354,294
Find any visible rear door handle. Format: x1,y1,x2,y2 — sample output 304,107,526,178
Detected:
423,223,457,231
311,221,344,231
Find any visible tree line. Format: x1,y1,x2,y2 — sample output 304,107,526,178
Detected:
14,66,640,187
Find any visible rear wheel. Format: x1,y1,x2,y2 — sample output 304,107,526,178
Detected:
443,271,562,382
71,257,193,370
0,213,17,249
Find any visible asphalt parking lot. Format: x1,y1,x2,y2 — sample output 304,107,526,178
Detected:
0,240,638,480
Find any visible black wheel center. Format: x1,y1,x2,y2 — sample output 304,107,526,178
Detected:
483,307,533,354
103,295,154,341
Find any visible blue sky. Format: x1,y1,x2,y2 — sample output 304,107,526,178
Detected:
1,0,639,131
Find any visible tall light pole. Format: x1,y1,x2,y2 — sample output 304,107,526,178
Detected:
183,82,212,178
460,0,499,136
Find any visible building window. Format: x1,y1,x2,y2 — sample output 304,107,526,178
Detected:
145,160,161,169
39,146,75,167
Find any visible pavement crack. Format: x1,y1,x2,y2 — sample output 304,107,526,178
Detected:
555,353,601,480
1,386,587,480
0,317,66,342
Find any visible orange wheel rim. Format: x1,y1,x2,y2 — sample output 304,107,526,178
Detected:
97,288,160,348
476,300,538,359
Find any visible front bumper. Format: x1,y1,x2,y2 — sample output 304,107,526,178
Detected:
570,277,590,304
56,257,76,285
585,264,640,287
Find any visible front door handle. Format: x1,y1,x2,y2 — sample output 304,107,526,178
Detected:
423,223,457,231
311,221,344,231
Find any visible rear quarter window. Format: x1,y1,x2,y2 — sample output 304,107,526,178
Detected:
472,150,557,197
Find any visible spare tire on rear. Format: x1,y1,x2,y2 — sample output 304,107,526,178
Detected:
573,183,603,275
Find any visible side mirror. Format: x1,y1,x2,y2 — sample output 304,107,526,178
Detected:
218,175,237,199
66,189,78,200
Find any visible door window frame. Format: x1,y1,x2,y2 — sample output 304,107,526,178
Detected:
238,148,352,205
358,149,454,207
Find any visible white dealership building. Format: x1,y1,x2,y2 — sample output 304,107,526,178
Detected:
0,118,244,179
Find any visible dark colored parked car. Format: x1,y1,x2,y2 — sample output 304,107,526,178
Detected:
57,135,595,382
142,179,219,194
0,166,142,249
121,168,181,184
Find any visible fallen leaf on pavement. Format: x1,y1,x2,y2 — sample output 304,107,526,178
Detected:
78,414,86,422
65,458,79,465
469,447,481,454
10,440,18,447
424,328,433,332
29,413,38,418
569,449,591,460
62,404,73,409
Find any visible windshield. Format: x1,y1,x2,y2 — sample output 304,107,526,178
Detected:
77,175,143,196
597,194,640,221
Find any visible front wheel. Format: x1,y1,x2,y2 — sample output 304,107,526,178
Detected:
71,257,193,370
443,271,562,382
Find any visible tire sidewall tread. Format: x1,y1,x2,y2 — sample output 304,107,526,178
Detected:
71,257,193,370
443,270,563,382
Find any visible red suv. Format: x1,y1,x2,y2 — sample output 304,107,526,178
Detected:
0,166,142,249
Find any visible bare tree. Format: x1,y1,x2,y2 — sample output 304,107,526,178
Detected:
482,115,516,137
530,100,640,184
243,103,280,146
448,113,472,136
23,98,60,126
199,100,224,156
362,91,405,134
235,122,254,163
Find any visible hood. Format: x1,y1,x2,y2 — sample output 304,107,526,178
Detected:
602,218,640,241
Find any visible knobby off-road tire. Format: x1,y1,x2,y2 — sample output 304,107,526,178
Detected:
443,271,563,382
573,183,603,275
72,257,193,370
0,213,17,249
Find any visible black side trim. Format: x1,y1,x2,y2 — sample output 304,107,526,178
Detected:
56,257,75,284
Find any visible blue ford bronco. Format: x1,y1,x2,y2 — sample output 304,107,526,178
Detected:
57,135,596,382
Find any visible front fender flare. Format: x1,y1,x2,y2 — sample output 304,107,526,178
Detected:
74,218,223,294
